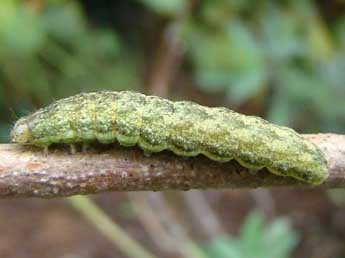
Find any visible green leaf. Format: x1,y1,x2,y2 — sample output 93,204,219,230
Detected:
238,211,265,252
263,219,298,258
186,21,266,104
206,236,244,258
205,211,298,258
260,4,305,62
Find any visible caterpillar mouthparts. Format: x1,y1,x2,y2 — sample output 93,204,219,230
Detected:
11,90,328,185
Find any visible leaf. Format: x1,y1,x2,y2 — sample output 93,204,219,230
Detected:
263,218,298,258
205,211,298,258
238,211,266,253
206,236,244,258
260,4,305,62
186,21,266,104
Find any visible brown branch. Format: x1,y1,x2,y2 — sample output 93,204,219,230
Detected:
0,133,344,198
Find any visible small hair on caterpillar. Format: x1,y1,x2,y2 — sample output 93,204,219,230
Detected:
11,90,329,185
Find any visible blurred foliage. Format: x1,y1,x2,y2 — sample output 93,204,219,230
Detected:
182,0,345,132
0,0,142,142
205,211,298,258
0,1,341,257
0,0,344,143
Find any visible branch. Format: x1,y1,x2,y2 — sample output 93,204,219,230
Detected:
0,134,344,198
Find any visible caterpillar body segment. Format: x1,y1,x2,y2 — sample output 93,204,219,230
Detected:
11,91,329,184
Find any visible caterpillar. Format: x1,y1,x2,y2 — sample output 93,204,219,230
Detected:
11,91,328,184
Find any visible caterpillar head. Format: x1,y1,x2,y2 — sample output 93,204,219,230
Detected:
11,117,32,144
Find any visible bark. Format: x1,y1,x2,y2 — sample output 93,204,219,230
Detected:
0,134,344,198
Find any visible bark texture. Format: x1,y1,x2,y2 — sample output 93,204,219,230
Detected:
0,134,344,198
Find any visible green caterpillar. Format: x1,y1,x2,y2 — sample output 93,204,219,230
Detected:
11,91,328,184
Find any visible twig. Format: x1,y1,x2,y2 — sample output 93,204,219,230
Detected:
0,134,344,198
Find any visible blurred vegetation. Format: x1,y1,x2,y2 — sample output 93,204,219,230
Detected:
71,198,298,258
0,1,344,257
0,0,142,142
182,0,345,132
0,0,344,143
205,211,298,258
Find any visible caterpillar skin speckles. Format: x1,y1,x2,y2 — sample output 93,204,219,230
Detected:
11,91,328,184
